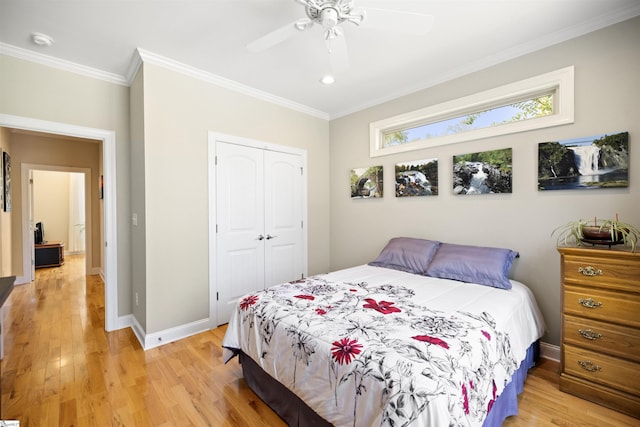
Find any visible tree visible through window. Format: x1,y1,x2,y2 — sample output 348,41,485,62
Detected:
383,94,553,148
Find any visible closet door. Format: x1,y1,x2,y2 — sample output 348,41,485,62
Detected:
216,142,266,324
215,141,304,325
264,150,303,287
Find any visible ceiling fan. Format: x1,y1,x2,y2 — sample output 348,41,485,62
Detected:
247,0,434,75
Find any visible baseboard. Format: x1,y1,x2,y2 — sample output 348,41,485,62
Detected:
121,316,212,351
143,318,212,350
129,316,146,349
112,314,212,351
117,313,136,330
540,341,560,362
13,275,30,285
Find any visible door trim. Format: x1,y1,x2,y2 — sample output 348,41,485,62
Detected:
0,114,119,332
208,132,308,327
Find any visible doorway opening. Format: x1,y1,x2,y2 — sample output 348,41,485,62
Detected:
0,114,119,331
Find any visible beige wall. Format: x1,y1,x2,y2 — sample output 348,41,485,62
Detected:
0,55,132,315
329,17,640,347
130,67,147,330
137,63,331,333
0,127,11,276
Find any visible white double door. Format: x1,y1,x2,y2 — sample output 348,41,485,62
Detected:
215,140,304,325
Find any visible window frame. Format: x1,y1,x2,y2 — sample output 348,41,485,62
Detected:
369,66,574,158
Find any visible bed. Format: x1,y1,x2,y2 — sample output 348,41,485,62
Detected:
222,238,546,426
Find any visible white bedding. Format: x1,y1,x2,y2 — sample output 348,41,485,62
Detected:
223,265,546,426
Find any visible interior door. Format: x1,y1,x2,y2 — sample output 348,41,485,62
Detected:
216,142,266,324
264,150,303,287
215,141,304,325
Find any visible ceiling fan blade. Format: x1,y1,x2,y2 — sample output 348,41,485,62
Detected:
327,29,350,74
360,8,434,35
246,20,306,53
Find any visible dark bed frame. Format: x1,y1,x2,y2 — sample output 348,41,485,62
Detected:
240,352,331,427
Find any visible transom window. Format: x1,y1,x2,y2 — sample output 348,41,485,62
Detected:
370,67,574,157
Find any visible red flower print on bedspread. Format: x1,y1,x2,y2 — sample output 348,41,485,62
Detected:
239,295,258,310
411,334,450,349
295,294,315,300
487,380,498,413
331,338,363,365
363,298,401,314
462,383,470,414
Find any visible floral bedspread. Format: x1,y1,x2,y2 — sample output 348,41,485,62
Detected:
223,266,544,427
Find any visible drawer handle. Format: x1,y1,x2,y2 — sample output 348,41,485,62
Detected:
578,360,601,372
578,266,603,277
578,298,602,309
578,329,603,340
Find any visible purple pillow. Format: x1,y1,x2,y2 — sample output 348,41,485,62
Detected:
369,237,441,274
424,243,518,289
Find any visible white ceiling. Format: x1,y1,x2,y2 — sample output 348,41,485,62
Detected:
1,0,639,119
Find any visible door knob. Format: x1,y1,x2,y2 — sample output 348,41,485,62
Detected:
257,235,265,240
266,234,277,240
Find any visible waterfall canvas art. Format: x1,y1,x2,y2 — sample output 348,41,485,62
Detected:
395,158,438,197
453,148,512,195
538,131,629,191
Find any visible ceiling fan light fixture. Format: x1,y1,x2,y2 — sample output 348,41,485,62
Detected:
320,8,339,29
320,75,335,85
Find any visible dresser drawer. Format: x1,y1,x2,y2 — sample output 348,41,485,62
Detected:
564,344,640,396
563,255,640,291
564,315,640,362
564,285,640,328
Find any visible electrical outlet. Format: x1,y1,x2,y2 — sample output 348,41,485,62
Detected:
135,292,139,306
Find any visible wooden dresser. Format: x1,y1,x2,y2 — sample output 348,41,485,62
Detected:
558,247,640,418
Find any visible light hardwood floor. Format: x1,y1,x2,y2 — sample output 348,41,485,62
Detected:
1,255,638,426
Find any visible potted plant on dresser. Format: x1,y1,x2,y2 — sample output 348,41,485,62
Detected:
552,214,640,252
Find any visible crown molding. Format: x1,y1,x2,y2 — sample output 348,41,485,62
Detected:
0,42,129,86
0,43,329,120
133,48,329,120
125,49,144,84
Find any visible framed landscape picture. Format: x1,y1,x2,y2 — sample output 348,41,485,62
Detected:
538,131,629,191
395,158,438,197
453,148,512,195
351,166,383,198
